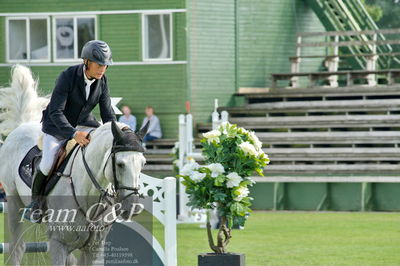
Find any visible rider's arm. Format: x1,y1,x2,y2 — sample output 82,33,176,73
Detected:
48,71,77,140
99,75,116,123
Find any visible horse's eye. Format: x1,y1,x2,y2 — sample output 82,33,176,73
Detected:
117,162,125,168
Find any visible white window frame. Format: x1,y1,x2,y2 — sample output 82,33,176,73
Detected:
141,12,173,61
52,15,97,62
6,16,51,63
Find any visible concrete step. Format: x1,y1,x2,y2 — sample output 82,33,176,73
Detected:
221,99,400,115
266,147,400,161
264,163,400,174
236,85,400,101
255,131,400,145
198,115,400,131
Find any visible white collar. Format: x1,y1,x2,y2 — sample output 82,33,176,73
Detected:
83,65,96,85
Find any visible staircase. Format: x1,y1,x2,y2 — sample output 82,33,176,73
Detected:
198,85,400,178
142,139,176,177
304,0,395,68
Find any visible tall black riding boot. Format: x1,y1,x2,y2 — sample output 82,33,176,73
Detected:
27,169,48,222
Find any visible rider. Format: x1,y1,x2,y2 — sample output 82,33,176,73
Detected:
27,40,117,222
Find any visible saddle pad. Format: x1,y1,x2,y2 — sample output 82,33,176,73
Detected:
18,144,80,195
18,145,41,188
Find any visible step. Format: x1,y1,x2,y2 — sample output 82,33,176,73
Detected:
144,149,174,155
266,147,400,161
143,164,173,171
198,115,400,131
145,157,173,163
221,99,400,115
236,86,400,101
255,131,400,144
145,139,177,149
251,176,400,183
264,164,400,174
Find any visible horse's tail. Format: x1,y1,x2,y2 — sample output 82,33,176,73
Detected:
0,64,49,136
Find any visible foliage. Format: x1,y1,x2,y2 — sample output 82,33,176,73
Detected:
178,122,270,253
361,0,383,22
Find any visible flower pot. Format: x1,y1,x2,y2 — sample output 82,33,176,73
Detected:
198,252,245,266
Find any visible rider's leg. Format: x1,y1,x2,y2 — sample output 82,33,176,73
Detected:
28,133,65,222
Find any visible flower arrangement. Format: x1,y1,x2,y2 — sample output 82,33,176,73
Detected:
179,122,269,253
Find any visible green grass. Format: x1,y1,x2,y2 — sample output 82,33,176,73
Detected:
177,211,400,266
1,211,399,265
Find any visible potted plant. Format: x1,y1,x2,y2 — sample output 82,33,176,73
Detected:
179,122,270,266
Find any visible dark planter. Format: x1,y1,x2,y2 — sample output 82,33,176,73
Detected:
198,252,245,266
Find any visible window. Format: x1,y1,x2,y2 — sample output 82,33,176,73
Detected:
142,13,172,60
53,16,96,61
6,17,50,62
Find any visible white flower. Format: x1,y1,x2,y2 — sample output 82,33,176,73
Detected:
239,141,258,156
190,171,206,182
173,159,179,166
203,130,221,144
226,172,242,188
234,186,250,201
206,163,225,177
248,131,263,150
181,162,199,176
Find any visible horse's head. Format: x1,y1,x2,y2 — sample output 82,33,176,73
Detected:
105,120,149,220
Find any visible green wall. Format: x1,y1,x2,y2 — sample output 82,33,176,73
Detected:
237,0,326,88
0,0,185,12
0,5,187,138
186,0,237,125
250,183,400,211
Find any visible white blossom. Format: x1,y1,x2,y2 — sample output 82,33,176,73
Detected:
190,171,206,182
248,131,263,150
206,163,225,177
234,186,250,201
181,162,199,176
239,141,258,156
203,130,221,144
226,172,242,188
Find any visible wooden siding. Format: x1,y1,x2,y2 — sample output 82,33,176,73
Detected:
186,0,237,124
0,8,187,138
237,0,326,88
0,0,185,12
0,64,187,138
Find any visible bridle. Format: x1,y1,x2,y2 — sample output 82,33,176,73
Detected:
62,129,143,219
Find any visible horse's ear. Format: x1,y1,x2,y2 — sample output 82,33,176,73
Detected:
136,121,150,140
111,120,123,143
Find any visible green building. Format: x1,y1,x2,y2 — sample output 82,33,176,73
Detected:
0,0,325,138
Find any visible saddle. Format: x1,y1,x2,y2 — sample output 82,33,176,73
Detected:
18,136,80,195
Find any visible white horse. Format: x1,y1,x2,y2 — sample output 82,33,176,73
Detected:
0,65,148,265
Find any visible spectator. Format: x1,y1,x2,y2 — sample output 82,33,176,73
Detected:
141,106,162,142
118,105,137,131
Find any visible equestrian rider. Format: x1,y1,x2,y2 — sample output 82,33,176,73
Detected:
27,40,117,222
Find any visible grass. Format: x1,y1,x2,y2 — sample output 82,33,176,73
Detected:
0,211,399,265
177,211,400,266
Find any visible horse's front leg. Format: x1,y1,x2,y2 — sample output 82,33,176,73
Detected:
49,239,69,265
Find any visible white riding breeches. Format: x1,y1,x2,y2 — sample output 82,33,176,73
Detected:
39,125,96,176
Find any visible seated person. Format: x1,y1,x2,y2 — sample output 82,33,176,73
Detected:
118,105,137,131
141,106,162,142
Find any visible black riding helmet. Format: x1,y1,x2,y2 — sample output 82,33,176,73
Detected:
81,40,113,66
